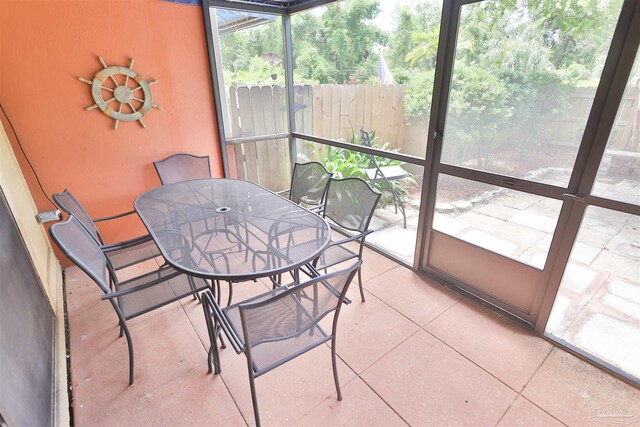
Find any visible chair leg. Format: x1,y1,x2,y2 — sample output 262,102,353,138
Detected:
111,302,135,385
218,325,227,350
207,346,213,374
358,267,365,303
211,340,221,374
187,275,201,302
203,300,222,374
206,339,222,374
247,364,261,427
124,324,135,386
331,335,342,401
215,280,221,302
226,281,233,307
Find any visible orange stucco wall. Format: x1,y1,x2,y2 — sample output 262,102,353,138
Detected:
0,0,223,263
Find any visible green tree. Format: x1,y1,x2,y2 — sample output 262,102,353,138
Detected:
394,0,623,168
387,2,441,70
292,0,385,84
386,6,415,69
529,0,623,71
445,65,511,166
219,16,286,85
404,28,439,68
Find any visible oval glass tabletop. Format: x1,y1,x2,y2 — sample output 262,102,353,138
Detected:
135,179,331,281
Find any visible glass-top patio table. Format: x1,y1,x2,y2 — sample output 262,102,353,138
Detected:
135,179,331,282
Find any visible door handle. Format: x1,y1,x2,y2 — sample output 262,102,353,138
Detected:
562,193,587,203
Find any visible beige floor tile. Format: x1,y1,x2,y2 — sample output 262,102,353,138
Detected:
113,258,163,282
334,290,421,374
296,377,408,427
360,247,400,282
65,266,101,297
496,396,565,427
85,366,245,427
365,266,462,326
65,245,640,427
71,304,207,425
215,342,357,426
523,348,640,426
426,299,552,391
362,330,517,426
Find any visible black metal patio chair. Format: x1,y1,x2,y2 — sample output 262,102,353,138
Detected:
313,177,381,302
53,189,160,272
49,216,211,385
360,128,409,228
153,153,211,185
285,161,332,213
202,260,362,427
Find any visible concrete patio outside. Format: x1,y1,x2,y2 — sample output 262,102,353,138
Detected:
64,246,640,426
369,168,640,381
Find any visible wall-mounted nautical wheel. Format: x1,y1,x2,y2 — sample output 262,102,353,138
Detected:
79,56,161,130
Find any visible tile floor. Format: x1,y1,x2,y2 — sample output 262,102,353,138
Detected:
65,248,640,427
370,171,640,382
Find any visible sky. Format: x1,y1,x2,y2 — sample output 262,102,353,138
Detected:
374,0,416,31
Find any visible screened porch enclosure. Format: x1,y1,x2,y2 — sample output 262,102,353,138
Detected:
202,0,640,385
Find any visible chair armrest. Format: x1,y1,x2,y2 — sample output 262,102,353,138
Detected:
202,291,244,353
327,229,374,247
101,234,155,252
93,209,137,222
303,263,352,305
101,267,182,300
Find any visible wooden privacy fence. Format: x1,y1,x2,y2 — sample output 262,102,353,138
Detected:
226,84,640,190
533,87,639,151
308,84,407,149
225,84,411,190
226,85,291,191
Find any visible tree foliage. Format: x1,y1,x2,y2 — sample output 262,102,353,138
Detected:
217,0,624,166
292,0,385,84
219,0,385,85
395,0,622,163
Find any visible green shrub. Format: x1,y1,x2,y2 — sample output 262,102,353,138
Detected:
299,128,416,208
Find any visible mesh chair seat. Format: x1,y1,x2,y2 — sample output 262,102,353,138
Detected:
53,189,161,272
105,238,161,270
49,216,212,385
287,238,358,272
221,286,330,373
203,261,361,427
315,242,358,270
116,265,209,319
318,177,381,302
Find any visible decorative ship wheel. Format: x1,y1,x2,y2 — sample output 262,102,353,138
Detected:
78,56,161,129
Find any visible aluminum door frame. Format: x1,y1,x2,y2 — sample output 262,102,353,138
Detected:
535,2,640,334
419,0,640,326
202,0,292,179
